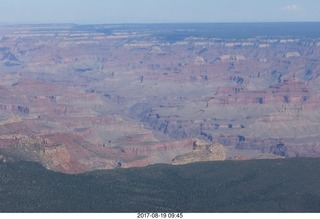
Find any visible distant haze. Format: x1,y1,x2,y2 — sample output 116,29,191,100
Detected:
1,0,320,24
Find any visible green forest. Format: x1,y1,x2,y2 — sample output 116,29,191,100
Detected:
0,158,320,212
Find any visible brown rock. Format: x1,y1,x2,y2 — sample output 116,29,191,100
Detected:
172,140,226,165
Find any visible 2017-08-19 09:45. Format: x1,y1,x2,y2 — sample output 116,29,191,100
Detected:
137,213,183,218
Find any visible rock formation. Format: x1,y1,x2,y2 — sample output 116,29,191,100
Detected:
172,140,226,165
1,23,320,173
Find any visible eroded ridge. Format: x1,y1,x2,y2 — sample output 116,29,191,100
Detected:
1,23,320,172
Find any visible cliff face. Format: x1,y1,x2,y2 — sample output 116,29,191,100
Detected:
1,24,320,173
172,140,226,165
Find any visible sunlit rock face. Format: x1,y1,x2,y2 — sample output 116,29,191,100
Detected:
1,23,320,173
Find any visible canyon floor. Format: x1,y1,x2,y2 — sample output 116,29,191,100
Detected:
1,23,320,173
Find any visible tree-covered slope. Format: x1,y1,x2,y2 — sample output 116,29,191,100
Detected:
0,158,320,212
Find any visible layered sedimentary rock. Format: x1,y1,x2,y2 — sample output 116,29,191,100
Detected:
172,140,226,165
1,23,320,173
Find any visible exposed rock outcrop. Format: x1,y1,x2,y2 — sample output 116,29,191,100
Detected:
194,56,207,65
1,24,320,173
219,54,245,61
172,140,226,165
285,52,300,58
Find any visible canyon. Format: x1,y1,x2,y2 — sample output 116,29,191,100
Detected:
1,23,320,173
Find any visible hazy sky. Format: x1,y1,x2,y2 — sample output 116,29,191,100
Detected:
1,0,320,24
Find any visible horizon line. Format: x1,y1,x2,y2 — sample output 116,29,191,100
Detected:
1,21,320,26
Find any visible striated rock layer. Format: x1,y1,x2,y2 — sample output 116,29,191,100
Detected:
1,23,320,173
172,140,226,165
